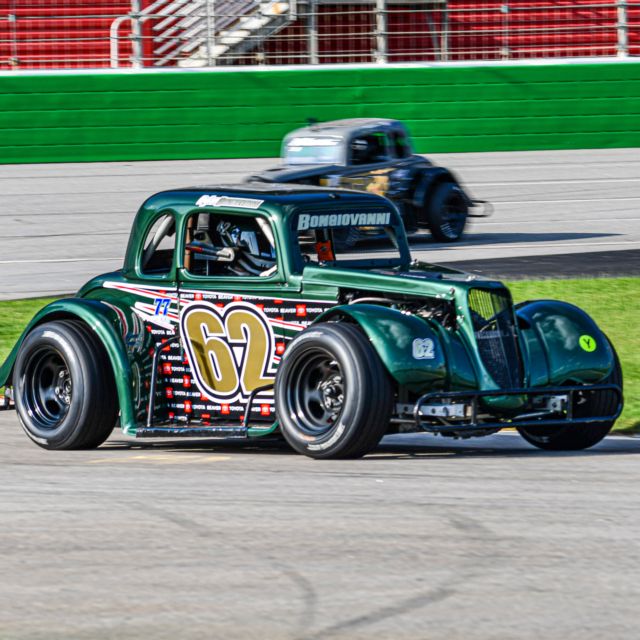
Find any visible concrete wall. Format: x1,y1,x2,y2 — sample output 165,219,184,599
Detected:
0,62,639,164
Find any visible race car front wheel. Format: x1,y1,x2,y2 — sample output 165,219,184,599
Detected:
427,182,468,243
12,320,117,450
517,341,622,451
275,322,393,459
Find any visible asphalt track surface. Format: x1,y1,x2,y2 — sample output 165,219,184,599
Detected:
1,148,640,299
1,413,640,640
2,149,640,639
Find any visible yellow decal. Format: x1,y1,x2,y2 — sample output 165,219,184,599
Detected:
579,334,597,352
181,301,276,402
366,174,390,196
338,169,391,196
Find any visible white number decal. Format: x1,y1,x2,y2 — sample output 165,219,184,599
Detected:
412,337,436,360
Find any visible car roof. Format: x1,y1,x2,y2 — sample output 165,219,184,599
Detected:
284,118,405,140
125,183,408,277
140,183,396,219
174,183,342,196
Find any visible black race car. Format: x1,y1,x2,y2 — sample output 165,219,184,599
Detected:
248,118,487,242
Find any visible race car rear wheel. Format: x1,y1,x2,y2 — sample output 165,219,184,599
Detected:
12,320,118,450
517,343,622,451
427,182,468,243
275,322,393,459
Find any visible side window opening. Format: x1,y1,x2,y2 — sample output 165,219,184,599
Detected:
140,213,175,276
350,133,389,165
184,212,277,278
391,131,411,159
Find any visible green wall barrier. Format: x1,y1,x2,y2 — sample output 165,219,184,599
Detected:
0,62,639,163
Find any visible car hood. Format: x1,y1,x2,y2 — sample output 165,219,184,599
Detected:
247,164,344,183
301,262,498,299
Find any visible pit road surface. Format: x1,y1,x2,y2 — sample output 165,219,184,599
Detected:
1,148,639,299
1,413,640,640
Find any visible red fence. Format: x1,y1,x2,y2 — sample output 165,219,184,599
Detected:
258,1,640,65
0,1,131,69
1,1,639,70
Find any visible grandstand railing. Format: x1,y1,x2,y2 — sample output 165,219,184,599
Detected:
111,0,298,67
1,1,638,70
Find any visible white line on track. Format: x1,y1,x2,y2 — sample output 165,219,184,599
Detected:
0,258,122,265
0,189,150,197
490,197,640,204
479,218,640,225
473,178,640,186
437,240,640,250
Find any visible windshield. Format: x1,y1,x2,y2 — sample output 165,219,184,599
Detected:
292,208,409,270
284,136,343,165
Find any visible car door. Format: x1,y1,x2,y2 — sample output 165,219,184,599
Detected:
321,131,398,196
173,208,333,426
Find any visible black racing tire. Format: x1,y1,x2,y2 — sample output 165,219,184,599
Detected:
12,320,118,450
275,322,393,459
426,182,468,243
517,341,622,451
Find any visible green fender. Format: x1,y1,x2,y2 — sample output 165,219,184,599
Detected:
515,299,615,386
0,299,136,432
314,304,448,392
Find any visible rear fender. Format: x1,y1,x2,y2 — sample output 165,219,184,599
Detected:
0,299,135,433
411,167,471,210
314,304,447,393
515,300,615,386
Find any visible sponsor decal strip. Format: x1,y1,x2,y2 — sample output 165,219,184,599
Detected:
269,318,306,331
104,281,333,305
297,211,391,231
105,282,180,303
196,195,264,209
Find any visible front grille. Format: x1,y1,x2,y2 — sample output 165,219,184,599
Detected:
468,288,521,389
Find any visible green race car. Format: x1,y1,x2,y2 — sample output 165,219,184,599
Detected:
0,184,622,458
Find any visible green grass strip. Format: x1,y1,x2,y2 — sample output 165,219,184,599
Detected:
0,298,58,364
0,278,637,431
